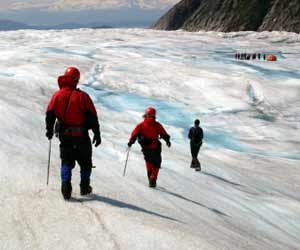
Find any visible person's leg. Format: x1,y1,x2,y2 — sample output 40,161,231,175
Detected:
194,143,201,170
143,148,161,187
61,164,73,183
77,137,93,195
79,167,92,195
145,161,152,180
191,143,198,158
190,142,198,167
149,150,161,188
194,144,201,161
149,167,159,187
190,142,194,158
60,139,75,199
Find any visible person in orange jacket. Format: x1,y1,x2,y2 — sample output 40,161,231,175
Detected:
45,66,101,200
127,107,171,188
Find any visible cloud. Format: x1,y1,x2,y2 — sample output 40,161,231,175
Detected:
3,0,178,11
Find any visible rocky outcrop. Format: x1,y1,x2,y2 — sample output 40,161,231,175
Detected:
150,0,202,30
259,0,300,32
151,0,300,33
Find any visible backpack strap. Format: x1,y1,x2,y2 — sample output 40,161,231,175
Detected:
54,90,74,137
61,90,74,123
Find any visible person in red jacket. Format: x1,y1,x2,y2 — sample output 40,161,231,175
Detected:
45,66,101,200
127,107,171,188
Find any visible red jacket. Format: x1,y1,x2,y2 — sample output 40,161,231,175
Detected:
129,117,170,149
46,75,100,137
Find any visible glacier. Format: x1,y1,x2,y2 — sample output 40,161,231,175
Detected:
0,28,299,250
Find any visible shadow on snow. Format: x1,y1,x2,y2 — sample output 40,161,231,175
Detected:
70,193,182,223
157,187,228,217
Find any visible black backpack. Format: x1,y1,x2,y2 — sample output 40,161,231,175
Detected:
189,127,203,143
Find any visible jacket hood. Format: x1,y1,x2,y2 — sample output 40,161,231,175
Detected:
58,75,78,89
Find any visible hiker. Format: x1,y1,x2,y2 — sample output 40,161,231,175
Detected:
258,53,261,60
127,107,171,188
45,66,101,200
188,119,203,171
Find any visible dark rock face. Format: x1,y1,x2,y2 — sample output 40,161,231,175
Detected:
259,0,300,32
150,0,202,30
151,0,300,33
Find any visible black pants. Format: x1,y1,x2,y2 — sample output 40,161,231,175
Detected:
190,141,202,159
59,135,92,184
142,147,162,168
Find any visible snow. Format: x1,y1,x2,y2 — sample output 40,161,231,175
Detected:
0,28,300,250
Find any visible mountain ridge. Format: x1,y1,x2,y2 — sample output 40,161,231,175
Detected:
151,0,300,33
0,19,114,30
3,0,179,11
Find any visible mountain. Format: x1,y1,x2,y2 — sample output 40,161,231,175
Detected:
151,0,300,32
259,0,300,32
7,0,179,11
0,19,113,30
0,19,30,30
0,20,115,31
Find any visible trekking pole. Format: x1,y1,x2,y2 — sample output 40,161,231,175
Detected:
123,147,131,177
47,139,52,185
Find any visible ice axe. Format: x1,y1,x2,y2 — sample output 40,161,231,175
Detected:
123,147,131,177
47,139,52,185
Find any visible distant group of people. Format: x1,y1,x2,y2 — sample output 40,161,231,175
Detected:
235,52,267,60
45,67,204,200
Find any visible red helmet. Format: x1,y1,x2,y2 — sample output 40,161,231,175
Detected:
64,67,80,81
144,107,156,117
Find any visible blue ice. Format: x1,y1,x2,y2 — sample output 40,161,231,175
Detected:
81,83,300,160
81,84,249,151
0,71,15,77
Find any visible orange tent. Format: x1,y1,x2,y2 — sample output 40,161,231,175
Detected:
266,55,277,61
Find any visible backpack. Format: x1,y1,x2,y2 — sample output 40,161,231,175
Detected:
189,127,203,144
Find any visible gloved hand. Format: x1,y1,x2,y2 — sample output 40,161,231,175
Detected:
93,133,101,147
127,141,133,147
46,130,53,140
166,141,171,148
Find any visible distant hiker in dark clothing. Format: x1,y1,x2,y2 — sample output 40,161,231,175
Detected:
45,67,101,200
258,53,261,60
128,107,171,188
188,119,203,171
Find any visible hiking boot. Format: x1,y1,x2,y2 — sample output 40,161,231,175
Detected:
195,167,201,171
191,157,200,168
195,161,201,171
61,182,72,200
149,178,157,188
80,184,92,196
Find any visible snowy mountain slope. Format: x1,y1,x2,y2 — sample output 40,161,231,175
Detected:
0,29,299,250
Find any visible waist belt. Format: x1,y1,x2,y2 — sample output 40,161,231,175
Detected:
63,127,87,136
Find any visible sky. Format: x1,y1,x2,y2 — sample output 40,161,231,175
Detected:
0,0,178,27
0,28,300,250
